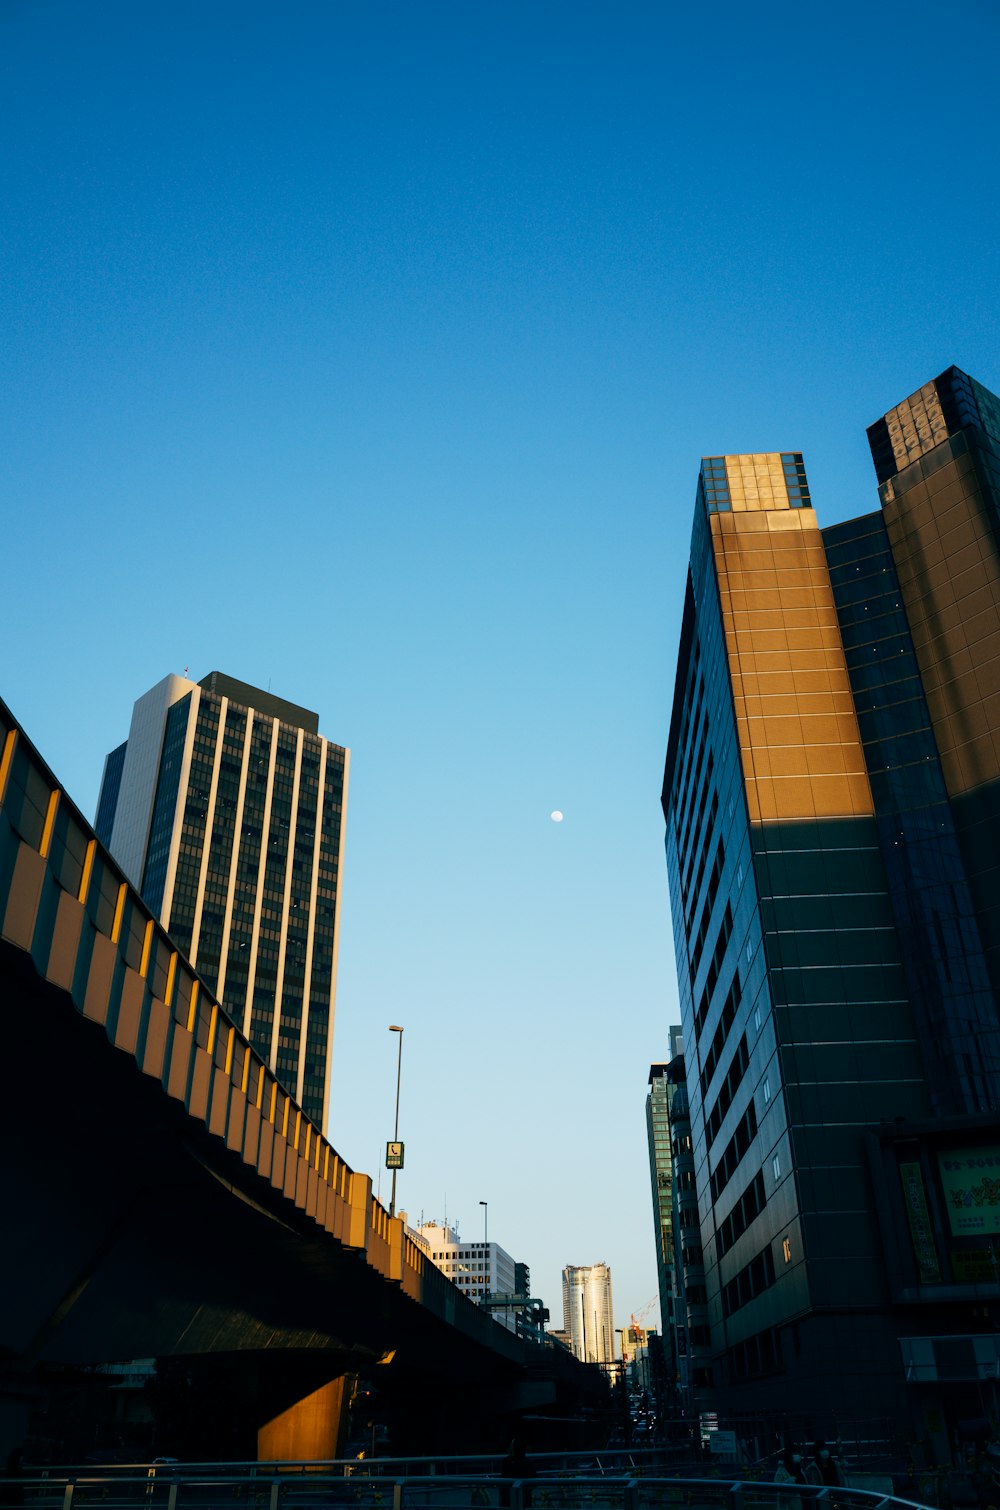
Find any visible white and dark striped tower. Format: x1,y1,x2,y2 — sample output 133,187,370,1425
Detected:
96,671,348,1132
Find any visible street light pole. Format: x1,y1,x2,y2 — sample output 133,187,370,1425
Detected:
389,1025,403,1218
479,1200,488,1300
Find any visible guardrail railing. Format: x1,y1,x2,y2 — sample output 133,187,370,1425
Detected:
0,1469,934,1510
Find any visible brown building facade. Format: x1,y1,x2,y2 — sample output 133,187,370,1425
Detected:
662,369,1000,1457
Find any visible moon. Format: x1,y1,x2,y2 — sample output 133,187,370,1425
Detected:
550,810,564,823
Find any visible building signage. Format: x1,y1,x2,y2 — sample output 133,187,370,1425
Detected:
938,1148,1000,1236
900,1161,941,1282
386,1141,404,1169
952,1249,998,1284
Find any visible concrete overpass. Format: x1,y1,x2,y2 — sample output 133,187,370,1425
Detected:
0,697,602,1462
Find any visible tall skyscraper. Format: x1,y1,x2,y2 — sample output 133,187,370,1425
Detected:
96,671,348,1131
662,1051,696,1414
662,368,1000,1448
562,1263,615,1364
646,1027,682,1396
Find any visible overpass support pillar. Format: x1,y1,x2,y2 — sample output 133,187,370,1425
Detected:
0,1372,36,1465
257,1375,354,1462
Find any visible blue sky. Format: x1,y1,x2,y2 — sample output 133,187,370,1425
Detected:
3,0,999,1336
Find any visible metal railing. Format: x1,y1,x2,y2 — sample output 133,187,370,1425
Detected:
0,1463,935,1510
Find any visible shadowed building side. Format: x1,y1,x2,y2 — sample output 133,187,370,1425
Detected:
869,369,1000,1015
823,507,1000,1114
646,1046,682,1404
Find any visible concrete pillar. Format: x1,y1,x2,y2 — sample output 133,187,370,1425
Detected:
0,1374,35,1467
257,1375,353,1462
346,1173,372,1252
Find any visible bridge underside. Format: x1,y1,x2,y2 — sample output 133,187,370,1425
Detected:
1,942,599,1458
3,939,415,1368
0,700,606,1461
0,942,514,1450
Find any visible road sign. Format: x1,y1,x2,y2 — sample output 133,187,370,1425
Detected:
386,1141,404,1169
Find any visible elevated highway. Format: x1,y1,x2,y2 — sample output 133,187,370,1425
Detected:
0,698,600,1462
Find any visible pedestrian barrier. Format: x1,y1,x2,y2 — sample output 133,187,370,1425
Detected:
0,1464,936,1510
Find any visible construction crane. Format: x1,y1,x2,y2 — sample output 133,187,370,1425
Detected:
632,1297,657,1325
629,1296,658,1335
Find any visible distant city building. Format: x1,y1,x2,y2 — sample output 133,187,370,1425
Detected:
663,1053,696,1413
562,1262,615,1364
512,1261,538,1338
646,1024,682,1395
662,366,1000,1450
617,1322,658,1394
96,670,348,1131
415,1219,519,1332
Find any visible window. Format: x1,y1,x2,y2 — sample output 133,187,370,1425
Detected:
710,1101,757,1203
721,1244,776,1318
781,453,811,509
716,1170,766,1258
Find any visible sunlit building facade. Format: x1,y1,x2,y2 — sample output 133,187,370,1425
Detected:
662,368,1000,1450
96,670,348,1131
562,1262,615,1364
415,1219,519,1332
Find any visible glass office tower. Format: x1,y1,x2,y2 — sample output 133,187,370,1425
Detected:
562,1263,615,1365
823,511,1000,1113
662,373,1000,1441
96,671,348,1132
647,1035,682,1401
867,369,1000,1010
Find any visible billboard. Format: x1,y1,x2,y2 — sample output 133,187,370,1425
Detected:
900,1161,942,1282
937,1147,1000,1237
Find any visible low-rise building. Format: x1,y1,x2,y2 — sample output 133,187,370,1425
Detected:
415,1219,519,1332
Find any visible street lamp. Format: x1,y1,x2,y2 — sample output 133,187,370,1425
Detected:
389,1025,403,1217
479,1200,488,1300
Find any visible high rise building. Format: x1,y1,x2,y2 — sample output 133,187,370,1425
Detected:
646,1028,682,1395
561,1263,615,1364
662,1051,697,1414
661,367,1000,1448
96,671,348,1131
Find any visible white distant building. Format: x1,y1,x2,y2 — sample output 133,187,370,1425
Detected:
562,1262,615,1363
415,1219,518,1332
